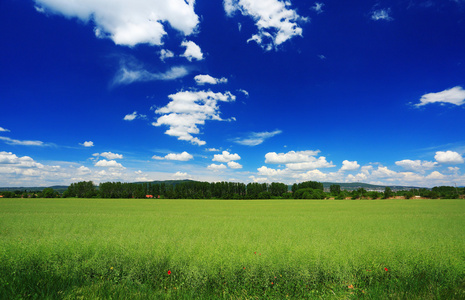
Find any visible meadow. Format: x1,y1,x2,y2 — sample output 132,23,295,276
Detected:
0,198,464,299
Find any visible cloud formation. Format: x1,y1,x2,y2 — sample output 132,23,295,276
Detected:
153,90,236,146
371,8,393,21
213,151,241,162
114,65,189,85
181,40,204,61
194,74,228,85
435,151,464,164
395,159,437,172
415,86,465,107
80,141,94,147
0,136,45,146
94,152,123,160
234,130,282,146
0,127,10,132
312,2,324,14
224,0,306,50
34,0,199,46
152,151,193,161
340,160,360,171
95,159,125,169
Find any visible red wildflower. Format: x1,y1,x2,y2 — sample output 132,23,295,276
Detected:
384,267,388,272
167,270,171,275
271,282,274,285
254,252,256,254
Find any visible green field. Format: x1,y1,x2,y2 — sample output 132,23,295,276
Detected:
1,199,464,299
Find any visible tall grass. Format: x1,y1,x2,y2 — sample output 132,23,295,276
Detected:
1,199,464,299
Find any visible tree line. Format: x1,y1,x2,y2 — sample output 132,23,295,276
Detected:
1,180,464,199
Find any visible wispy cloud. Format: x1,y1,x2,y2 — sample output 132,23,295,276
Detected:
113,65,190,86
234,130,282,146
0,136,45,146
371,8,393,21
415,86,465,107
0,127,10,132
312,2,324,14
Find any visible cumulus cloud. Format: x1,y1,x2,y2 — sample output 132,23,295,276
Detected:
94,159,125,169
224,0,307,50
113,65,189,85
227,161,243,169
371,166,397,178
234,130,282,146
371,8,393,21
435,151,464,164
340,160,360,171
395,159,437,172
265,150,321,164
34,0,199,47
159,49,175,62
181,40,204,61
194,74,228,85
207,163,227,171
257,166,287,176
94,152,123,160
172,171,192,179
124,111,138,121
0,136,45,146
213,151,241,162
415,86,465,107
80,141,94,147
312,2,324,14
152,151,193,161
152,90,236,146
0,127,10,132
426,171,445,180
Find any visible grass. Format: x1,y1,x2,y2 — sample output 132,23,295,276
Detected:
1,198,464,299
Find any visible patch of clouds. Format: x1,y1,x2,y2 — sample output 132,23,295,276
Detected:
318,54,326,60
234,130,282,146
113,65,190,86
213,151,241,163
172,171,192,179
371,166,397,178
0,127,10,132
206,148,220,152
94,159,125,169
0,136,45,146
207,163,227,171
435,150,464,164
80,141,94,147
395,159,437,172
265,150,322,164
371,8,393,21
238,89,249,97
340,160,360,171
123,111,146,121
312,2,324,14
194,74,228,85
159,49,175,62
227,161,243,169
152,90,236,146
152,151,193,161
93,152,123,160
181,40,204,61
224,0,307,51
415,86,465,107
426,171,445,180
33,0,199,47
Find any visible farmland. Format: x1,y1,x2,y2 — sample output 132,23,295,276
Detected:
1,198,464,299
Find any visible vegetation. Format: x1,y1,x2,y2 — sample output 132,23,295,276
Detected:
1,198,464,299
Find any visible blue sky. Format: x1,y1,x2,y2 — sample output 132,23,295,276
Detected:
1,0,465,187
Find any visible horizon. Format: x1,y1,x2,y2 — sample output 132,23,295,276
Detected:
1,0,465,188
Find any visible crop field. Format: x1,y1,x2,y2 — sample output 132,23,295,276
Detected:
1,198,464,299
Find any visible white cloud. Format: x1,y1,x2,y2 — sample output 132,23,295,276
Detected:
415,86,465,107
371,166,397,178
94,159,125,169
113,65,189,85
257,166,287,176
181,40,204,61
0,127,10,132
124,111,138,121
152,90,236,146
435,151,464,164
286,157,334,171
152,151,193,161
312,2,324,14
172,171,192,179
426,171,445,180
340,160,360,171
227,161,243,169
265,150,321,164
80,141,94,147
395,159,437,172
95,152,123,160
318,54,326,60
34,0,199,47
224,0,307,50
159,49,175,62
194,74,228,85
207,163,227,171
293,169,328,181
249,175,268,183
238,89,249,96
206,148,220,152
0,136,44,146
371,8,393,21
234,130,282,146
213,151,241,162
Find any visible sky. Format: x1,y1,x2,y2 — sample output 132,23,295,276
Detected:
1,0,465,188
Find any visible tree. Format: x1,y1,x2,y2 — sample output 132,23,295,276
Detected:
383,187,392,199
330,184,341,195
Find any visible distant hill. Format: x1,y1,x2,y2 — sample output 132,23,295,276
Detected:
0,185,69,193
320,182,427,191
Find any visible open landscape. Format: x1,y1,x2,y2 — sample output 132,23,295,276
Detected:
1,198,464,299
